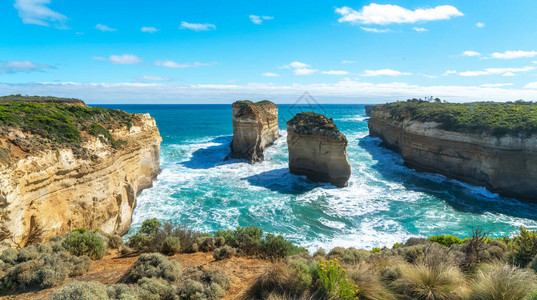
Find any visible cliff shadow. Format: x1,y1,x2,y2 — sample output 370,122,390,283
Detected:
180,136,240,169
242,168,327,195
358,136,537,220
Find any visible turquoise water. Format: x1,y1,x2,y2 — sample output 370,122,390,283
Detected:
100,104,537,251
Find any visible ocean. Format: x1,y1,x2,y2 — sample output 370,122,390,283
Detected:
99,104,537,251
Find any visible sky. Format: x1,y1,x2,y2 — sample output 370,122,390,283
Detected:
1,0,537,103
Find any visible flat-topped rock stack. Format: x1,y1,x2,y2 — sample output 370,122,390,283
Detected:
230,100,279,163
287,112,351,187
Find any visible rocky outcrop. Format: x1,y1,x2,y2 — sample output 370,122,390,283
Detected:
0,106,161,249
365,105,376,117
368,106,537,201
230,100,279,163
287,112,351,187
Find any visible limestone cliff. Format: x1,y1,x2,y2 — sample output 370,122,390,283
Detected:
0,99,161,249
230,100,279,163
287,112,351,187
368,104,537,201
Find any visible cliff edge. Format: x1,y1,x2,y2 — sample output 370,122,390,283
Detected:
230,100,279,163
287,112,351,187
368,101,537,201
0,96,162,249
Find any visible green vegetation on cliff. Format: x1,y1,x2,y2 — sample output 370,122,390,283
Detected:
0,96,134,154
378,100,537,137
0,94,85,105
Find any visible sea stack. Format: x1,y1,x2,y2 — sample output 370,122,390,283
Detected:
231,100,279,163
287,112,351,187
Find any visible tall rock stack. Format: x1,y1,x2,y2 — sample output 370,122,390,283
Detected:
230,100,279,163
287,112,351,187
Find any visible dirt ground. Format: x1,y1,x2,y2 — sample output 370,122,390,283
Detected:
0,251,270,300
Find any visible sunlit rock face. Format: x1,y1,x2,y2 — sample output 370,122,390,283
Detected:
368,105,537,201
0,112,161,250
287,112,351,187
230,100,279,163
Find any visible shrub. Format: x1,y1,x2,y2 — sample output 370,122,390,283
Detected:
213,246,237,260
137,277,179,300
0,248,18,264
128,233,150,251
107,284,139,300
327,247,370,264
288,258,314,290
404,237,430,247
510,227,537,267
198,236,217,252
121,253,182,284
51,281,109,300
242,263,306,300
161,237,181,255
0,252,92,291
62,231,106,260
139,218,162,236
316,259,359,300
469,263,536,300
313,249,326,258
428,235,462,247
392,257,464,300
180,268,231,300
262,234,306,259
231,226,264,255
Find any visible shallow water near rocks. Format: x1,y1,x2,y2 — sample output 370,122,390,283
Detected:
99,104,537,251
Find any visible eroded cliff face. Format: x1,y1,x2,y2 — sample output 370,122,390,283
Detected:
0,113,161,249
230,100,279,163
287,112,351,187
368,107,537,201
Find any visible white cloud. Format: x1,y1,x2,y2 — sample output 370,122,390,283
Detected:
459,66,535,77
180,21,216,31
322,70,349,75
341,60,356,64
525,82,537,89
462,51,481,57
280,61,310,69
262,72,279,77
141,26,158,33
444,70,457,76
502,72,516,77
360,27,391,33
533,61,537,64
480,83,513,88
92,56,107,61
361,69,411,76
137,75,171,82
8,80,537,104
155,60,212,68
476,22,485,28
491,50,537,59
294,68,318,75
14,0,67,28
109,54,143,65
413,27,428,32
96,24,117,32
0,60,54,73
249,15,274,25
336,4,463,25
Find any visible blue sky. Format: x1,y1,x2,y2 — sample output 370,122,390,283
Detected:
1,0,537,103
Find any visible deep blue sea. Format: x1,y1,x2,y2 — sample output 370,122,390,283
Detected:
99,104,537,251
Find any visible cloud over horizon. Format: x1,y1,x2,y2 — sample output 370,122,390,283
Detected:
0,60,55,73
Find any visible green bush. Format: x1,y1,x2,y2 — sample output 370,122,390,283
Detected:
121,253,182,284
0,248,18,264
128,233,150,251
327,247,370,264
51,281,110,300
213,246,237,260
262,234,306,259
317,259,359,300
179,268,231,300
0,252,91,291
161,237,181,255
108,235,124,249
137,277,179,300
62,231,107,260
509,227,537,267
428,235,463,247
140,218,162,236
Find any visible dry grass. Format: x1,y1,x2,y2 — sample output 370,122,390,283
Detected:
468,263,536,300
